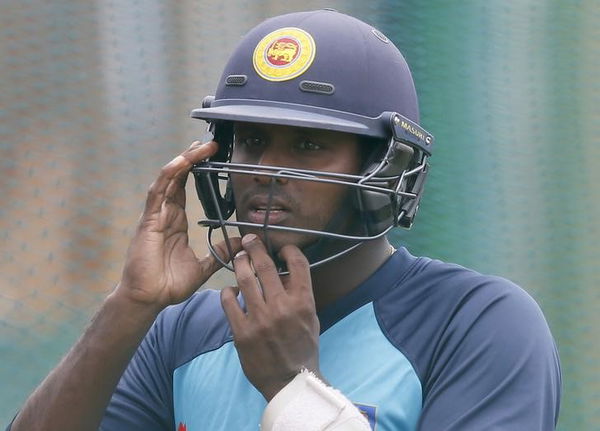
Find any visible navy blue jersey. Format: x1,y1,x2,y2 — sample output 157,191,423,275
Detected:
99,247,560,430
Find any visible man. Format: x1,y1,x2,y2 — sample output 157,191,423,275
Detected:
9,9,560,431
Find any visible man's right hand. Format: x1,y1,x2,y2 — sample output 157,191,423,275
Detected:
10,140,242,431
116,139,241,312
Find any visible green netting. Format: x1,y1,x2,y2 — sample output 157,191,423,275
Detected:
1,1,598,429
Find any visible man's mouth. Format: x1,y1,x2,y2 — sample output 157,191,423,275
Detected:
246,205,289,224
242,195,292,225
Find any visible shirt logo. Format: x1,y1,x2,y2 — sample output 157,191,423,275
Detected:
354,403,377,430
253,27,316,81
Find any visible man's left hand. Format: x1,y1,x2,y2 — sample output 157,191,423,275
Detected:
221,234,321,401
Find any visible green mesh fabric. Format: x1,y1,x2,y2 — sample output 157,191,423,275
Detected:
1,1,598,429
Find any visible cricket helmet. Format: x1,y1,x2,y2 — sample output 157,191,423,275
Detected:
190,9,434,270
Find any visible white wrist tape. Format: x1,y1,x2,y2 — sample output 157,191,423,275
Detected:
261,369,371,431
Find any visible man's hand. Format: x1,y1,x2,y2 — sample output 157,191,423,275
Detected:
118,140,241,311
221,234,321,401
12,141,243,431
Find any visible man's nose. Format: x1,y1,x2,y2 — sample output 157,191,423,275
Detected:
252,147,289,185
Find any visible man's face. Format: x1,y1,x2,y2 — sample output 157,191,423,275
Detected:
230,122,362,252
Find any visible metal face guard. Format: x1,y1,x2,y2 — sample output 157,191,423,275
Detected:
191,142,429,273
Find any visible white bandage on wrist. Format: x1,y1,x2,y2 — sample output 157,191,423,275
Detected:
260,369,371,431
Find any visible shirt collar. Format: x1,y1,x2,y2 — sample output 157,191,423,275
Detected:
317,247,418,332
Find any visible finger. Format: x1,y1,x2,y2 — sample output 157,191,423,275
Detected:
143,141,218,216
233,250,266,312
164,171,187,210
278,245,312,295
168,140,218,196
181,237,242,301
157,198,187,233
221,286,245,334
241,234,283,302
181,139,219,164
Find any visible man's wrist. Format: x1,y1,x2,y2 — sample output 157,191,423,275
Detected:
261,369,370,431
106,286,164,326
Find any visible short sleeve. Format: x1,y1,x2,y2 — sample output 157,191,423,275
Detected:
417,280,561,430
99,307,178,431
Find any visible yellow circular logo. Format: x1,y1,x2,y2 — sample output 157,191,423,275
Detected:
253,27,316,82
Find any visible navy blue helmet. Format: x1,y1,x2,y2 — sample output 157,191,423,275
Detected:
190,10,434,270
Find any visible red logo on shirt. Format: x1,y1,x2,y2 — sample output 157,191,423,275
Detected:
178,423,187,431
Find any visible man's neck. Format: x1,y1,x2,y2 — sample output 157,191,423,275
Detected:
309,236,393,311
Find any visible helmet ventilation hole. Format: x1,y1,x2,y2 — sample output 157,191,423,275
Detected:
371,29,389,44
299,80,335,95
225,75,248,86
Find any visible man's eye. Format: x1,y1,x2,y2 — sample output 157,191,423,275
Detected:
296,140,322,151
239,137,264,149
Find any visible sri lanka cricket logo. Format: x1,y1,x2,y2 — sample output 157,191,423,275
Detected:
253,27,316,81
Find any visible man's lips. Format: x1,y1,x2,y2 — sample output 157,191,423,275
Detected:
242,195,292,225
245,208,289,224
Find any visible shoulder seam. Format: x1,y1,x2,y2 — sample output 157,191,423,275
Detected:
372,256,426,394
174,338,236,371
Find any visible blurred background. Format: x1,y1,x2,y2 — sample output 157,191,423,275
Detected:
1,0,598,428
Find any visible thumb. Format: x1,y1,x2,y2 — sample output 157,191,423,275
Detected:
197,236,243,280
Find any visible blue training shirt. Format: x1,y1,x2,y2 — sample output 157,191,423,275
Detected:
99,247,561,430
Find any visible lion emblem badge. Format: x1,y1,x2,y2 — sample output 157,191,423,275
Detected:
253,27,316,81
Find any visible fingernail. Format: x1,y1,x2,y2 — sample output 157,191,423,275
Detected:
242,234,257,245
190,140,212,149
234,250,247,259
